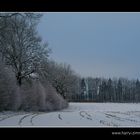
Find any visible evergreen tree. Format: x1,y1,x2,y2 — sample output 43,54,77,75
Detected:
135,79,140,102
107,78,113,102
116,79,122,102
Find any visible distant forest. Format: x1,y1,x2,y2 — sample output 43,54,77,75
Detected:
69,77,140,103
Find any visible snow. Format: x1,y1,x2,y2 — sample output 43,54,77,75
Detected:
1,103,140,127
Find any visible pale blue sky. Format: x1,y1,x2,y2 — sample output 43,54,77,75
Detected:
37,12,140,79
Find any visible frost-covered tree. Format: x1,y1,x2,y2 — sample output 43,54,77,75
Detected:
0,13,68,111
0,60,20,111
39,60,79,99
0,13,50,86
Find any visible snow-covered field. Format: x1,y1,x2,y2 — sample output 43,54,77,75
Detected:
1,103,140,127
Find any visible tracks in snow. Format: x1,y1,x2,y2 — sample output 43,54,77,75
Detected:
79,111,92,120
1,104,140,127
0,112,26,122
18,113,33,126
18,112,45,126
99,120,118,126
0,112,45,126
58,114,62,120
104,112,140,124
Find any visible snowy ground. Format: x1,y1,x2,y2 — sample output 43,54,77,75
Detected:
1,103,140,127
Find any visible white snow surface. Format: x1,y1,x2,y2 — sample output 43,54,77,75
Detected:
1,103,140,127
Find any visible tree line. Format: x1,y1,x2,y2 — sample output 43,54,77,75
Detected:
0,13,78,111
69,77,140,103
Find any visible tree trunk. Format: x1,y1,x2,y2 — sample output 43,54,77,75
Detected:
16,72,22,86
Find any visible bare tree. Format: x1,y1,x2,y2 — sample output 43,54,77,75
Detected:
0,13,50,86
39,60,79,99
0,13,69,111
